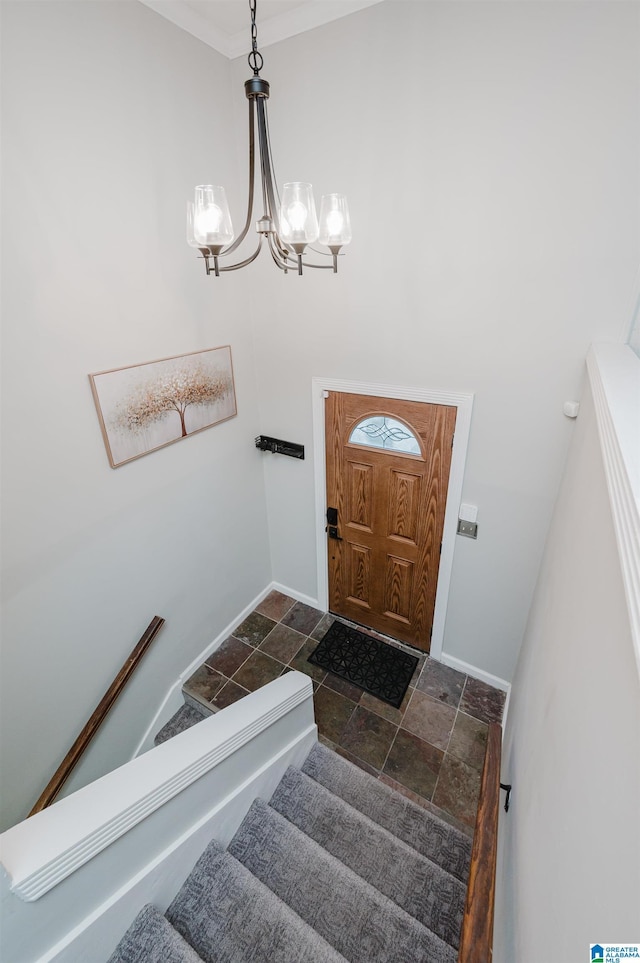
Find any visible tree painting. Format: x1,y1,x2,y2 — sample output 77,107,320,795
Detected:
114,362,232,439
89,346,237,468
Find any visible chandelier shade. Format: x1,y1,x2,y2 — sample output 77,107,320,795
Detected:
279,183,319,250
186,0,350,277
192,186,234,250
318,193,352,248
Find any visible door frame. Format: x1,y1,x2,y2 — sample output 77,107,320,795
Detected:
312,377,474,662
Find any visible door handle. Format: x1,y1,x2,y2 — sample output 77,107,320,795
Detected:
326,507,342,540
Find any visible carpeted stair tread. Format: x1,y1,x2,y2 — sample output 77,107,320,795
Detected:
228,798,457,963
270,765,465,948
154,703,210,745
302,742,472,882
166,838,348,963
107,904,205,963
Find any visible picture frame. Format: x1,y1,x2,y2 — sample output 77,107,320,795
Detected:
89,346,237,468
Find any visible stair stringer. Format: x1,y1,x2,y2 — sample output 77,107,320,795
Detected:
0,672,316,963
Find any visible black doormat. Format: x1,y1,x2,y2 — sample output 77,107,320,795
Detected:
308,620,419,708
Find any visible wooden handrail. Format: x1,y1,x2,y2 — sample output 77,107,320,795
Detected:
29,615,165,817
458,721,502,963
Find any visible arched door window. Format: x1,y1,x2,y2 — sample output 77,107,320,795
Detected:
348,415,421,455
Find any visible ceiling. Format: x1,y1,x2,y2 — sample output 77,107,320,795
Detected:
138,0,384,59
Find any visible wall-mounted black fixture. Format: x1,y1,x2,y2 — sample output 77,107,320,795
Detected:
255,435,304,459
500,782,512,812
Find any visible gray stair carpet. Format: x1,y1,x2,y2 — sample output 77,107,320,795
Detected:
270,765,466,948
228,797,457,963
166,838,348,963
302,742,472,882
154,703,210,746
107,904,205,963
109,741,471,962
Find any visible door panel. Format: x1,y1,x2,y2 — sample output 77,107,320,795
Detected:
346,462,374,530
347,543,372,608
325,392,456,652
388,470,421,542
384,555,413,623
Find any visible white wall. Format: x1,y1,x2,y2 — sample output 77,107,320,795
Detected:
1,0,638,830
493,354,640,960
0,1,271,831
237,1,639,681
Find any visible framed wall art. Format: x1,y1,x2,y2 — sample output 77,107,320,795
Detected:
89,346,237,468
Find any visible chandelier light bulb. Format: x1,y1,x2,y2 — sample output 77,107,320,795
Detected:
326,211,344,235
201,204,223,233
279,183,319,247
193,185,234,250
287,201,309,233
318,194,352,247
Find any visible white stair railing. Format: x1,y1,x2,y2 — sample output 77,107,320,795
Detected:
0,671,316,963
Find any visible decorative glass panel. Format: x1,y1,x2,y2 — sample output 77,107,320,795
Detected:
348,416,421,455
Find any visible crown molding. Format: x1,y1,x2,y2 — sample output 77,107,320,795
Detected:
139,1,232,55
138,0,383,59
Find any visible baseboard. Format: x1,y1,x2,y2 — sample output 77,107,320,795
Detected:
275,581,514,703
133,582,321,757
134,683,186,756
441,651,511,740
500,684,512,737
270,581,320,609
133,584,278,757
438,651,511,694
181,581,321,683
136,582,512,756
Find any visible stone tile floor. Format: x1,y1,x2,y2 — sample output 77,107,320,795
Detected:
184,590,506,836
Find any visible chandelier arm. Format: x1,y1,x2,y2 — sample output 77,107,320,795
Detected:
220,98,257,257
259,133,271,221
261,99,283,228
299,259,335,270
256,97,284,237
257,102,334,272
217,236,264,272
273,246,334,271
272,233,293,262
268,249,289,272
266,233,292,271
303,245,335,257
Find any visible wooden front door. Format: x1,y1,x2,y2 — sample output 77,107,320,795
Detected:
325,392,457,652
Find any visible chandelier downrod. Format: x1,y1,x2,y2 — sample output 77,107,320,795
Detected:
186,0,351,276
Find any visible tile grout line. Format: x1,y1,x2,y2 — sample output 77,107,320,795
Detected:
378,723,401,778
209,602,495,819
212,602,302,698
206,638,254,688
431,674,468,804
338,701,361,754
378,684,416,780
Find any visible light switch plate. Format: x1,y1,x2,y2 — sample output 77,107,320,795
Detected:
459,503,478,523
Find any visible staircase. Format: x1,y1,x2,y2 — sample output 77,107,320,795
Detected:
109,741,472,963
153,700,210,744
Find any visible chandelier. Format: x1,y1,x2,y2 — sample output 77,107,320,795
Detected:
186,0,351,277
